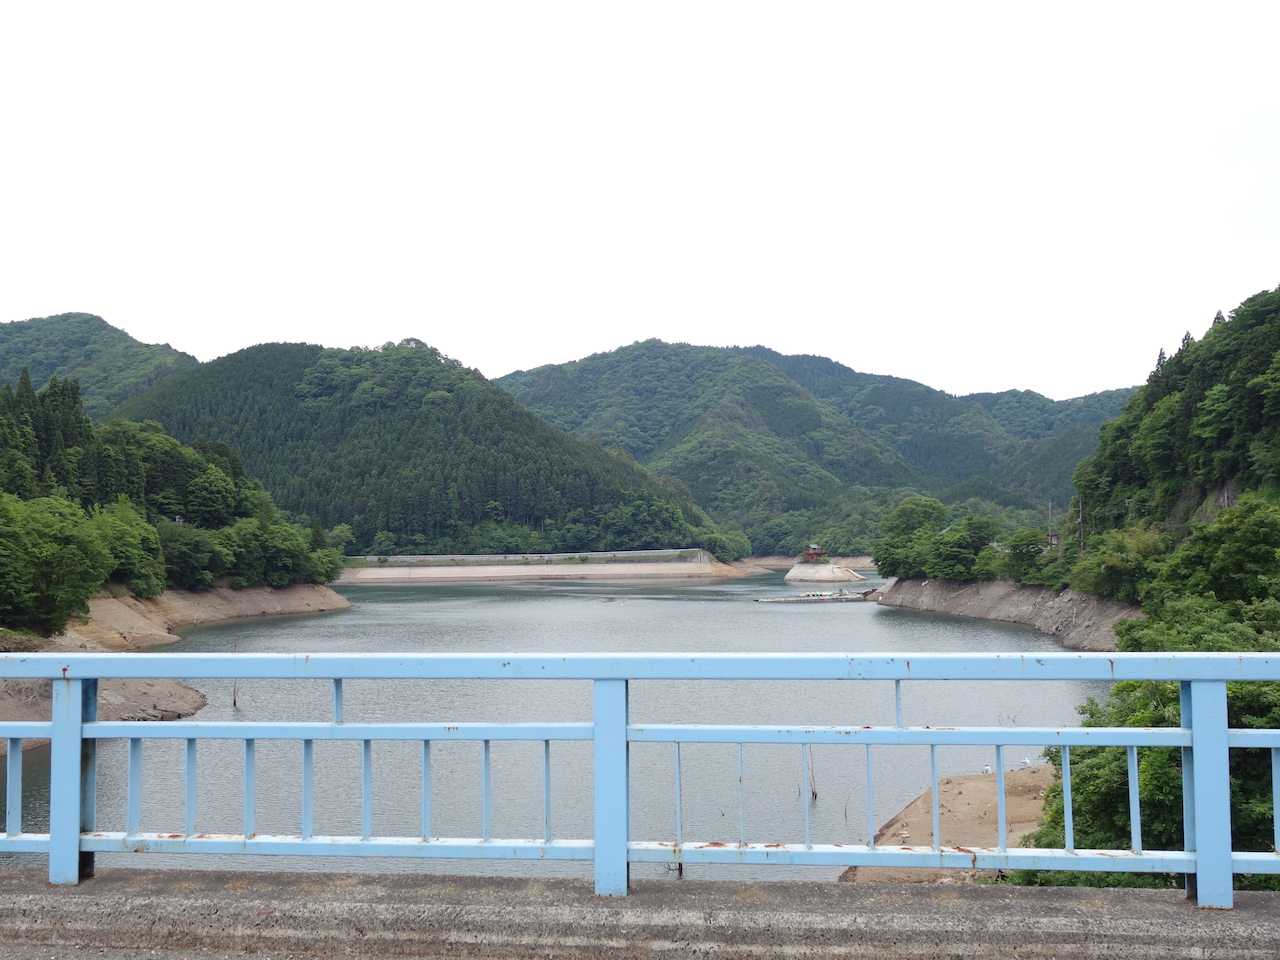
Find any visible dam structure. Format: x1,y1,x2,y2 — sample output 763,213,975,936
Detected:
1,650,1279,957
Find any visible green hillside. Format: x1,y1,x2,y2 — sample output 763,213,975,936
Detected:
0,371,342,635
498,340,909,475
0,313,198,420
1,312,1131,560
730,346,1015,486
114,339,714,556
734,346,1132,504
843,287,1280,885
965,387,1135,440
500,341,1131,551
865,288,1280,598
499,340,925,552
1076,288,1280,538
972,285,1280,889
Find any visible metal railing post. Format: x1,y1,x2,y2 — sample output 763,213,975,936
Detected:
1180,681,1197,901
593,678,629,896
48,678,96,884
1188,680,1232,907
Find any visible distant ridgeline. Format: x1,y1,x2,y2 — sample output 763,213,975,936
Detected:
498,339,1133,555
113,340,726,558
4,312,1131,564
0,312,198,421
0,369,342,636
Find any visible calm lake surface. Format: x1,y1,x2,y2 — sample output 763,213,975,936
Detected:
8,571,1110,881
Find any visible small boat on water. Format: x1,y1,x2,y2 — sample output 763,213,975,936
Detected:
755,588,867,603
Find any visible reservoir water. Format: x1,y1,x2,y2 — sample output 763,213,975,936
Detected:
7,571,1109,881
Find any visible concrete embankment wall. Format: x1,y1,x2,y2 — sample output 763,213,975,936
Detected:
878,578,1143,652
335,560,741,584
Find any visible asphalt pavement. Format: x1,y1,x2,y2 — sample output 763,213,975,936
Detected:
0,866,1277,959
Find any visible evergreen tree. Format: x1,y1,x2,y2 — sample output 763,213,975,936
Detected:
115,341,710,553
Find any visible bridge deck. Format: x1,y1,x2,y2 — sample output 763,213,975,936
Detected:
0,868,1276,959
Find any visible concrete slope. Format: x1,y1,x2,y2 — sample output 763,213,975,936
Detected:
336,561,739,583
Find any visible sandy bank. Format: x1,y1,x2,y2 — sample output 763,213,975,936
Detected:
0,630,211,753
848,580,1134,874
71,583,352,649
335,560,749,584
841,763,1055,884
0,583,352,754
879,577,1142,651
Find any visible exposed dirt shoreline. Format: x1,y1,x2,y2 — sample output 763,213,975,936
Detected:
878,577,1142,652
839,764,1055,884
853,578,1142,882
74,583,354,649
0,584,352,754
4,558,760,742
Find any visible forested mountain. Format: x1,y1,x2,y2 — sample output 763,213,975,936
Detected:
965,387,1135,440
1057,288,1280,891
3,312,1130,560
1075,289,1280,539
0,371,342,635
731,346,1131,504
499,340,922,547
729,346,1016,486
499,341,1131,551
114,340,715,556
869,288,1280,596
0,313,198,420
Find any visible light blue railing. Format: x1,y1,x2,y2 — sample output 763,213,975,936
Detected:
2,652,1279,908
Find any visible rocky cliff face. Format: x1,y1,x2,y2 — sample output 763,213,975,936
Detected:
877,578,1143,651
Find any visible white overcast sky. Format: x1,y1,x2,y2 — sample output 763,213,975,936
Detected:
2,3,1278,401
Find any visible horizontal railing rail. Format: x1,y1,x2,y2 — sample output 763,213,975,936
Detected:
2,652,1279,908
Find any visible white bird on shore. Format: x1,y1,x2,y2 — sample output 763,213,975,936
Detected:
1020,757,1032,769
982,764,992,775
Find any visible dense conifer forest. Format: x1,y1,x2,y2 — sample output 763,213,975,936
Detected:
113,340,718,557
499,340,1130,555
3,313,1132,565
738,346,1131,506
0,371,342,636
